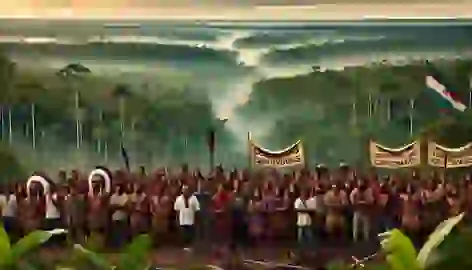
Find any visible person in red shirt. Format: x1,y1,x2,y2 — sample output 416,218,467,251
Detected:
212,183,232,246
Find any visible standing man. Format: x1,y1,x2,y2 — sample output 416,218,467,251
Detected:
350,179,374,242
174,185,200,251
109,185,129,249
294,189,316,252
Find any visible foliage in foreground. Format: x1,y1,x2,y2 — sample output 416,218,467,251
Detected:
0,224,66,270
71,234,152,270
327,212,466,270
0,213,469,270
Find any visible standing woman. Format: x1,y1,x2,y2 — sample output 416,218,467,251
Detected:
65,184,87,245
86,168,112,248
212,183,232,247
128,183,150,238
248,188,265,248
262,181,278,243
150,186,172,247
400,184,422,247
20,179,44,237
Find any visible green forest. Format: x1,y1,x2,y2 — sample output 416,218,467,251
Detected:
1,54,472,177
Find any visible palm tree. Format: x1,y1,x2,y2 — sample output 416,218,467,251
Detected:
112,84,132,140
56,63,91,150
0,57,16,145
15,82,47,150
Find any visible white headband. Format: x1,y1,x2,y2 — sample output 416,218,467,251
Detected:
88,168,111,195
26,175,50,196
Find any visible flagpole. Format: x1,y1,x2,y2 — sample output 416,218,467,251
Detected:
183,133,188,162
409,98,415,137
469,76,472,107
31,103,36,150
8,107,12,145
104,141,108,164
351,97,357,127
368,93,372,119
75,90,80,150
443,152,448,183
119,97,125,139
248,132,252,170
97,109,103,154
0,108,4,140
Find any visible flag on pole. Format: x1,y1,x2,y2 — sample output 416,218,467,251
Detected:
120,142,130,172
425,75,467,112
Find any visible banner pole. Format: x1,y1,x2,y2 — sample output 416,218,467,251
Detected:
207,126,216,174
247,132,252,170
443,152,448,184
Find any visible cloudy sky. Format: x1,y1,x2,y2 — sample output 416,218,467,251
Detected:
0,1,472,20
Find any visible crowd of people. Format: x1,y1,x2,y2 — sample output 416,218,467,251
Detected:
0,164,469,253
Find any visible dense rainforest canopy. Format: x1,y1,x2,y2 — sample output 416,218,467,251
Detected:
1,53,472,175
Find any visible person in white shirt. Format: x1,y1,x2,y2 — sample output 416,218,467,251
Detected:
43,184,64,246
0,191,7,220
3,188,17,237
294,189,316,250
109,185,129,249
174,186,200,250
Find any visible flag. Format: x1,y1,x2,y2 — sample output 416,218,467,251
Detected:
425,75,467,112
120,142,130,171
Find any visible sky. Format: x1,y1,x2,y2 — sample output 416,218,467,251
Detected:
1,1,472,20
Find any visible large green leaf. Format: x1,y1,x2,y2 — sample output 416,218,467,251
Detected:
9,230,60,264
0,223,11,266
416,212,465,268
73,244,113,270
379,229,420,270
115,234,152,270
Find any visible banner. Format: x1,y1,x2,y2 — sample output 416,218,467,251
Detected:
250,139,305,168
428,142,472,168
369,141,421,168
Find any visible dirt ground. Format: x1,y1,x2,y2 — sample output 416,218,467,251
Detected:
39,240,382,269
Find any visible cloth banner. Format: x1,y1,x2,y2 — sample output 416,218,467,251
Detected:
428,142,472,168
250,139,305,167
369,141,421,168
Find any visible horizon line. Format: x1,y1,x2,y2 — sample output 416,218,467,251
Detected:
0,5,472,20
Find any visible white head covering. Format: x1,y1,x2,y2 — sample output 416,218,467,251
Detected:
26,175,50,196
88,168,111,196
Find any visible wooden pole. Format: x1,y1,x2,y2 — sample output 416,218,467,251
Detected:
248,132,252,170
208,127,215,173
443,152,448,183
